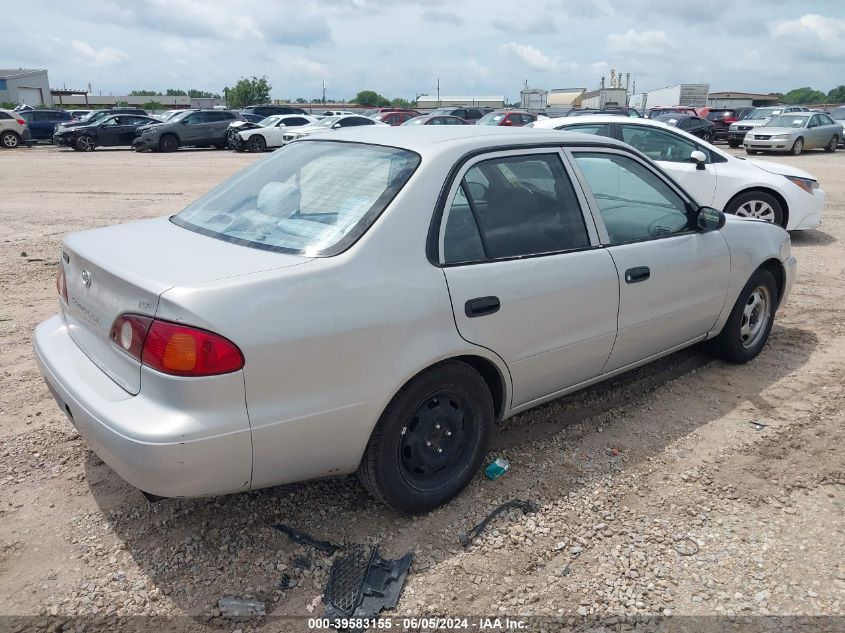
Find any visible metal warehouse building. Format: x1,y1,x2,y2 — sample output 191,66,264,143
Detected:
417,95,505,109
0,69,53,107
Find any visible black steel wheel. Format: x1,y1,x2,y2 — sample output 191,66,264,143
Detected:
357,361,494,513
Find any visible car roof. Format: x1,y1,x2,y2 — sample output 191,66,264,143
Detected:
306,125,629,160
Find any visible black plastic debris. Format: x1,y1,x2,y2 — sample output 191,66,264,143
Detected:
273,523,342,554
750,421,770,431
324,545,413,623
459,499,538,547
278,573,296,590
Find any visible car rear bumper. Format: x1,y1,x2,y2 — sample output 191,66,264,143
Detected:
34,314,253,498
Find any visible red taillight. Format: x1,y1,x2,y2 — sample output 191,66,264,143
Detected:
56,265,68,303
16,118,25,126
110,315,244,377
723,117,737,123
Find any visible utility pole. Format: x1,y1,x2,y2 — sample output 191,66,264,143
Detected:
437,78,440,107
322,80,326,105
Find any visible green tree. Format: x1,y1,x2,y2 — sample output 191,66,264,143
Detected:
187,89,221,99
115,100,129,107
129,90,161,96
827,85,845,104
165,88,188,96
782,87,826,105
295,97,307,104
224,76,272,109
142,100,164,111
1,101,17,109
351,90,390,107
390,97,412,108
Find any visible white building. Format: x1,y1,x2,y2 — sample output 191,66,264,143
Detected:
520,88,548,111
417,95,505,109
580,87,627,109
0,69,52,107
643,84,709,109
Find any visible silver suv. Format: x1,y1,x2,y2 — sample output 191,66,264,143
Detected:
132,109,244,152
0,109,30,148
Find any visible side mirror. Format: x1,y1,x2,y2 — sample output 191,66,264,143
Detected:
697,206,726,231
690,150,707,170
332,123,341,129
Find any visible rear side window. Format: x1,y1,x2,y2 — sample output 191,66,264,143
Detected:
443,154,589,263
0,111,10,120
621,124,698,163
173,141,420,256
558,123,612,137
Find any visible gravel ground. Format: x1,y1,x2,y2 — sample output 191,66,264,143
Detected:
1,143,843,632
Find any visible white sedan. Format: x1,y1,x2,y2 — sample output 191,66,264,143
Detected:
531,115,825,230
238,114,317,152
281,114,387,143
35,127,795,513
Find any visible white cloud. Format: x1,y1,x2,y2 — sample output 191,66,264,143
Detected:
276,53,330,80
70,39,128,67
606,29,676,56
769,14,845,59
500,42,576,72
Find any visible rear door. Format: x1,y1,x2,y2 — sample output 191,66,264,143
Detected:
619,123,717,206
438,148,619,407
569,148,730,372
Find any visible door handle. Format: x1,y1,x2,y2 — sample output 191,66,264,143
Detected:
465,296,500,318
625,266,650,284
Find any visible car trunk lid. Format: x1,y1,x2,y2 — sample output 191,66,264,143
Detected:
62,216,310,394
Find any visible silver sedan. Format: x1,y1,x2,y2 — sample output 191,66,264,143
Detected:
744,112,843,155
35,127,796,513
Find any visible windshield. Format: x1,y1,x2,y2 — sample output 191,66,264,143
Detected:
402,116,427,125
655,114,681,125
311,116,340,128
477,112,505,125
830,108,845,121
765,115,809,128
172,141,420,256
748,108,782,119
258,116,281,127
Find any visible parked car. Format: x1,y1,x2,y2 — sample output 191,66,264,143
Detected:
35,126,796,512
53,114,160,151
743,112,842,156
240,113,266,124
235,114,317,152
565,107,642,118
132,109,244,152
56,108,149,134
281,114,384,143
0,108,30,148
654,113,716,142
426,107,491,123
321,110,355,116
371,111,420,126
727,106,807,148
70,110,92,120
705,107,755,142
531,115,824,230
402,114,468,126
476,110,537,127
18,109,75,140
647,106,697,119
241,104,308,118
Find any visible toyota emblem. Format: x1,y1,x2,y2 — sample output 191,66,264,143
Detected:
81,269,92,288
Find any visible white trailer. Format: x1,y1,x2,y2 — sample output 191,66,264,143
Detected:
644,84,709,109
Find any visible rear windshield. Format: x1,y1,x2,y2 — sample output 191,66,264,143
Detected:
172,141,420,256
706,110,734,120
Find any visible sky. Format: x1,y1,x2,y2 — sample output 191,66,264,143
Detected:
2,0,844,102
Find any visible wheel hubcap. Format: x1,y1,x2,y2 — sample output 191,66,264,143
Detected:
740,286,770,349
399,393,473,490
3,134,17,147
735,200,776,223
793,140,803,154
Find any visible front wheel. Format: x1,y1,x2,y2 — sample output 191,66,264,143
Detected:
75,135,96,152
711,269,777,364
825,136,838,153
159,134,179,152
248,135,266,152
357,361,493,514
725,190,784,227
790,137,804,156
728,140,740,148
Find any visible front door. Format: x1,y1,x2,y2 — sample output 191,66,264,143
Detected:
570,149,730,373
97,117,125,146
439,149,620,407
619,123,718,207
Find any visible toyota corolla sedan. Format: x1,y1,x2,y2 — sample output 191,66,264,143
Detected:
530,115,825,230
35,127,796,513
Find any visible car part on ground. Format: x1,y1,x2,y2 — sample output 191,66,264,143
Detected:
273,523,342,555
459,500,538,547
324,545,413,624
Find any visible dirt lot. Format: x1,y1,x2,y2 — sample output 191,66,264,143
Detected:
1,144,843,630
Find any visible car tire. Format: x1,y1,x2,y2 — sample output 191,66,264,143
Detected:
0,130,20,148
825,136,838,153
745,148,757,154
357,361,494,514
790,137,804,156
159,134,179,152
248,135,266,152
710,268,777,364
725,190,784,227
728,140,740,148
75,135,96,152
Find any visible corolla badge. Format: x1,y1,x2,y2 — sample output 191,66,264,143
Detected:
81,269,92,288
